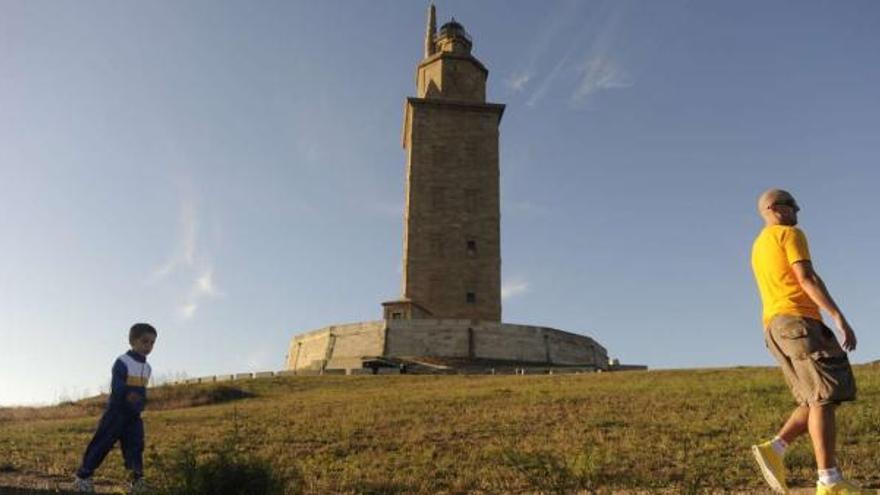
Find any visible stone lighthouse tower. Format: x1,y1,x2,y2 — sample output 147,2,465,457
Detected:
383,5,506,322
287,6,616,375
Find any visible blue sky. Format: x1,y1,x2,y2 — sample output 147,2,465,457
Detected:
1,0,878,406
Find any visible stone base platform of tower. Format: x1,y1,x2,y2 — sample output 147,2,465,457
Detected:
285,319,610,374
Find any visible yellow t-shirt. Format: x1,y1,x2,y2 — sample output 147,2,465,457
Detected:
751,225,822,327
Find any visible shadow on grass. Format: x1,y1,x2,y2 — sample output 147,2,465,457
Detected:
0,385,256,422
503,448,605,495
345,481,413,495
0,488,77,495
147,384,256,411
502,434,720,495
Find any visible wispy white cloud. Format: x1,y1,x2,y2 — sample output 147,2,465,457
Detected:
514,0,634,109
180,267,223,320
506,0,581,97
567,1,633,107
148,201,197,283
180,303,197,319
149,197,222,320
571,55,634,104
526,50,576,107
194,268,220,297
506,72,533,93
501,278,529,300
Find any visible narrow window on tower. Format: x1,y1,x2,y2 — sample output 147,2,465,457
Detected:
466,291,476,303
466,239,477,257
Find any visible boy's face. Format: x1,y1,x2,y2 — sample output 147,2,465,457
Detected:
130,333,157,356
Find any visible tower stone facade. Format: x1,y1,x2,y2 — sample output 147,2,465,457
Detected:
384,7,505,322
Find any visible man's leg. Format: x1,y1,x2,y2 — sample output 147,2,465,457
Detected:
752,406,806,493
808,404,837,470
777,405,809,444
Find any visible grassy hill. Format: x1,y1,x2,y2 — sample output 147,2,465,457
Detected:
1,365,878,494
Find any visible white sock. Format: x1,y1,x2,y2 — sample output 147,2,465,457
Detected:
770,436,788,456
818,467,843,486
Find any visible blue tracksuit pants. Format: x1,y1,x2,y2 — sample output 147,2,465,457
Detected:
76,407,144,478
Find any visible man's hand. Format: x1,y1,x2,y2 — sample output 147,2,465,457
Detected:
126,391,142,404
792,261,856,352
835,316,857,352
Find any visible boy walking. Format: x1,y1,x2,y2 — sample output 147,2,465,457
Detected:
750,189,871,494
73,323,157,493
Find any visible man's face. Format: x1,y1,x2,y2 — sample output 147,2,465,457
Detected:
769,194,800,226
131,333,156,356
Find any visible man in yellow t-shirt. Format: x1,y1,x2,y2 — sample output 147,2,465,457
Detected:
749,189,868,495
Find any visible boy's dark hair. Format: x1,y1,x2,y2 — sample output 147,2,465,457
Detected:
129,323,158,342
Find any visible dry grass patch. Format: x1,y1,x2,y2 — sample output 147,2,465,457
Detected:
1,367,879,493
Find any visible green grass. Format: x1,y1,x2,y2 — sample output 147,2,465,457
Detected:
1,365,879,493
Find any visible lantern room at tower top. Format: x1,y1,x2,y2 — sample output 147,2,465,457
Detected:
416,8,489,102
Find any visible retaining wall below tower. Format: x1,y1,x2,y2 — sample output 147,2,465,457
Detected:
286,321,386,371
286,319,608,371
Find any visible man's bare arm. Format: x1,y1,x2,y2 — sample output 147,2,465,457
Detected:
792,260,856,351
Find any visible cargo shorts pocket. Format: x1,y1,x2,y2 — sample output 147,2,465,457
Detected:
808,352,857,403
772,318,813,359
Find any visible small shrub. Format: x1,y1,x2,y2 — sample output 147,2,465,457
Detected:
152,447,289,495
148,409,302,495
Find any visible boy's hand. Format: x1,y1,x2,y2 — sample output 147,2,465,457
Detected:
126,391,142,404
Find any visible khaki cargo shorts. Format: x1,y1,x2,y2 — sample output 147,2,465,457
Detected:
765,314,856,406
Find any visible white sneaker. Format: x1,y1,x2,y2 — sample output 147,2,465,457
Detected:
129,477,150,494
73,476,95,492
